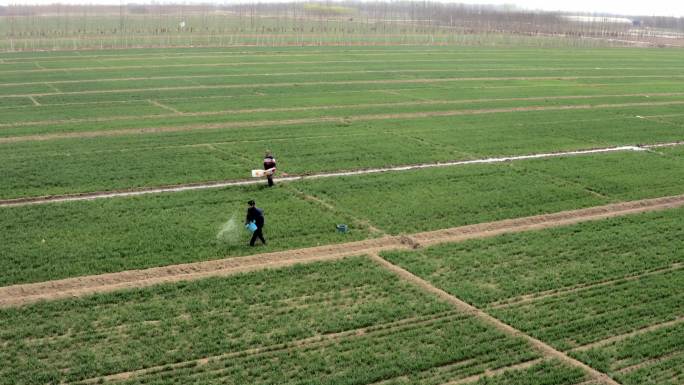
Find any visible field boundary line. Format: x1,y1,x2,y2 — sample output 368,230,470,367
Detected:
0,46,673,60
642,140,684,149
0,49,456,63
615,351,683,374
3,101,683,144
146,99,183,115
2,57,542,74
366,254,621,385
71,311,464,384
6,92,684,129
286,185,386,235
569,316,684,353
0,144,648,207
4,76,684,98
7,68,683,87
27,96,40,106
574,380,603,385
3,48,584,63
439,359,545,385
0,58,655,74
3,193,684,308
488,263,684,309
0,91,679,112
0,236,403,308
366,357,482,385
44,82,61,93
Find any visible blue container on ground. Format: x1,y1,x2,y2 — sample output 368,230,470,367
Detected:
336,224,348,233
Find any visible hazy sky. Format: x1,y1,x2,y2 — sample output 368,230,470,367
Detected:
466,0,684,17
1,0,683,17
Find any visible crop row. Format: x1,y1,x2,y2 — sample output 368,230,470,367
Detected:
2,46,682,74
380,195,683,351
4,92,684,132
81,316,536,385
491,268,683,351
381,202,684,384
2,47,679,68
5,89,684,136
0,182,376,286
3,45,677,60
0,257,540,385
4,70,684,99
573,322,684,385
3,79,684,118
467,360,587,385
3,47,684,200
2,78,684,114
3,107,684,199
3,149,684,286
382,204,684,306
5,80,684,123
298,149,684,233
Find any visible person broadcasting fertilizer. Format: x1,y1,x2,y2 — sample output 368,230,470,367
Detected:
245,200,266,246
263,151,277,187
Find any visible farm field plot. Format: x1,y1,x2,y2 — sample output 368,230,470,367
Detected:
0,257,586,385
3,45,684,385
5,148,684,286
0,184,374,286
383,205,684,385
296,149,684,233
573,322,684,385
2,47,684,199
5,108,684,199
5,149,684,286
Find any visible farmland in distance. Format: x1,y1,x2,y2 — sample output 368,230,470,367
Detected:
1,33,684,385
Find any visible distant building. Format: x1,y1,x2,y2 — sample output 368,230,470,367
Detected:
564,15,634,25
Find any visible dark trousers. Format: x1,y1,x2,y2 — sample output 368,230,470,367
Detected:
267,175,274,187
250,227,266,246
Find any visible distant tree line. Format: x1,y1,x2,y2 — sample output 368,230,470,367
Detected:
1,2,682,50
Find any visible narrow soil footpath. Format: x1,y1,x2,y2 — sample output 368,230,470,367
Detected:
2,193,684,308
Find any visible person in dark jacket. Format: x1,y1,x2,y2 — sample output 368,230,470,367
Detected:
245,200,266,246
264,151,276,187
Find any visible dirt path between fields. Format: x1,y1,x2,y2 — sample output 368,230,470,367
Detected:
0,145,644,207
3,92,683,129
3,100,683,144
367,254,621,385
3,193,684,308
